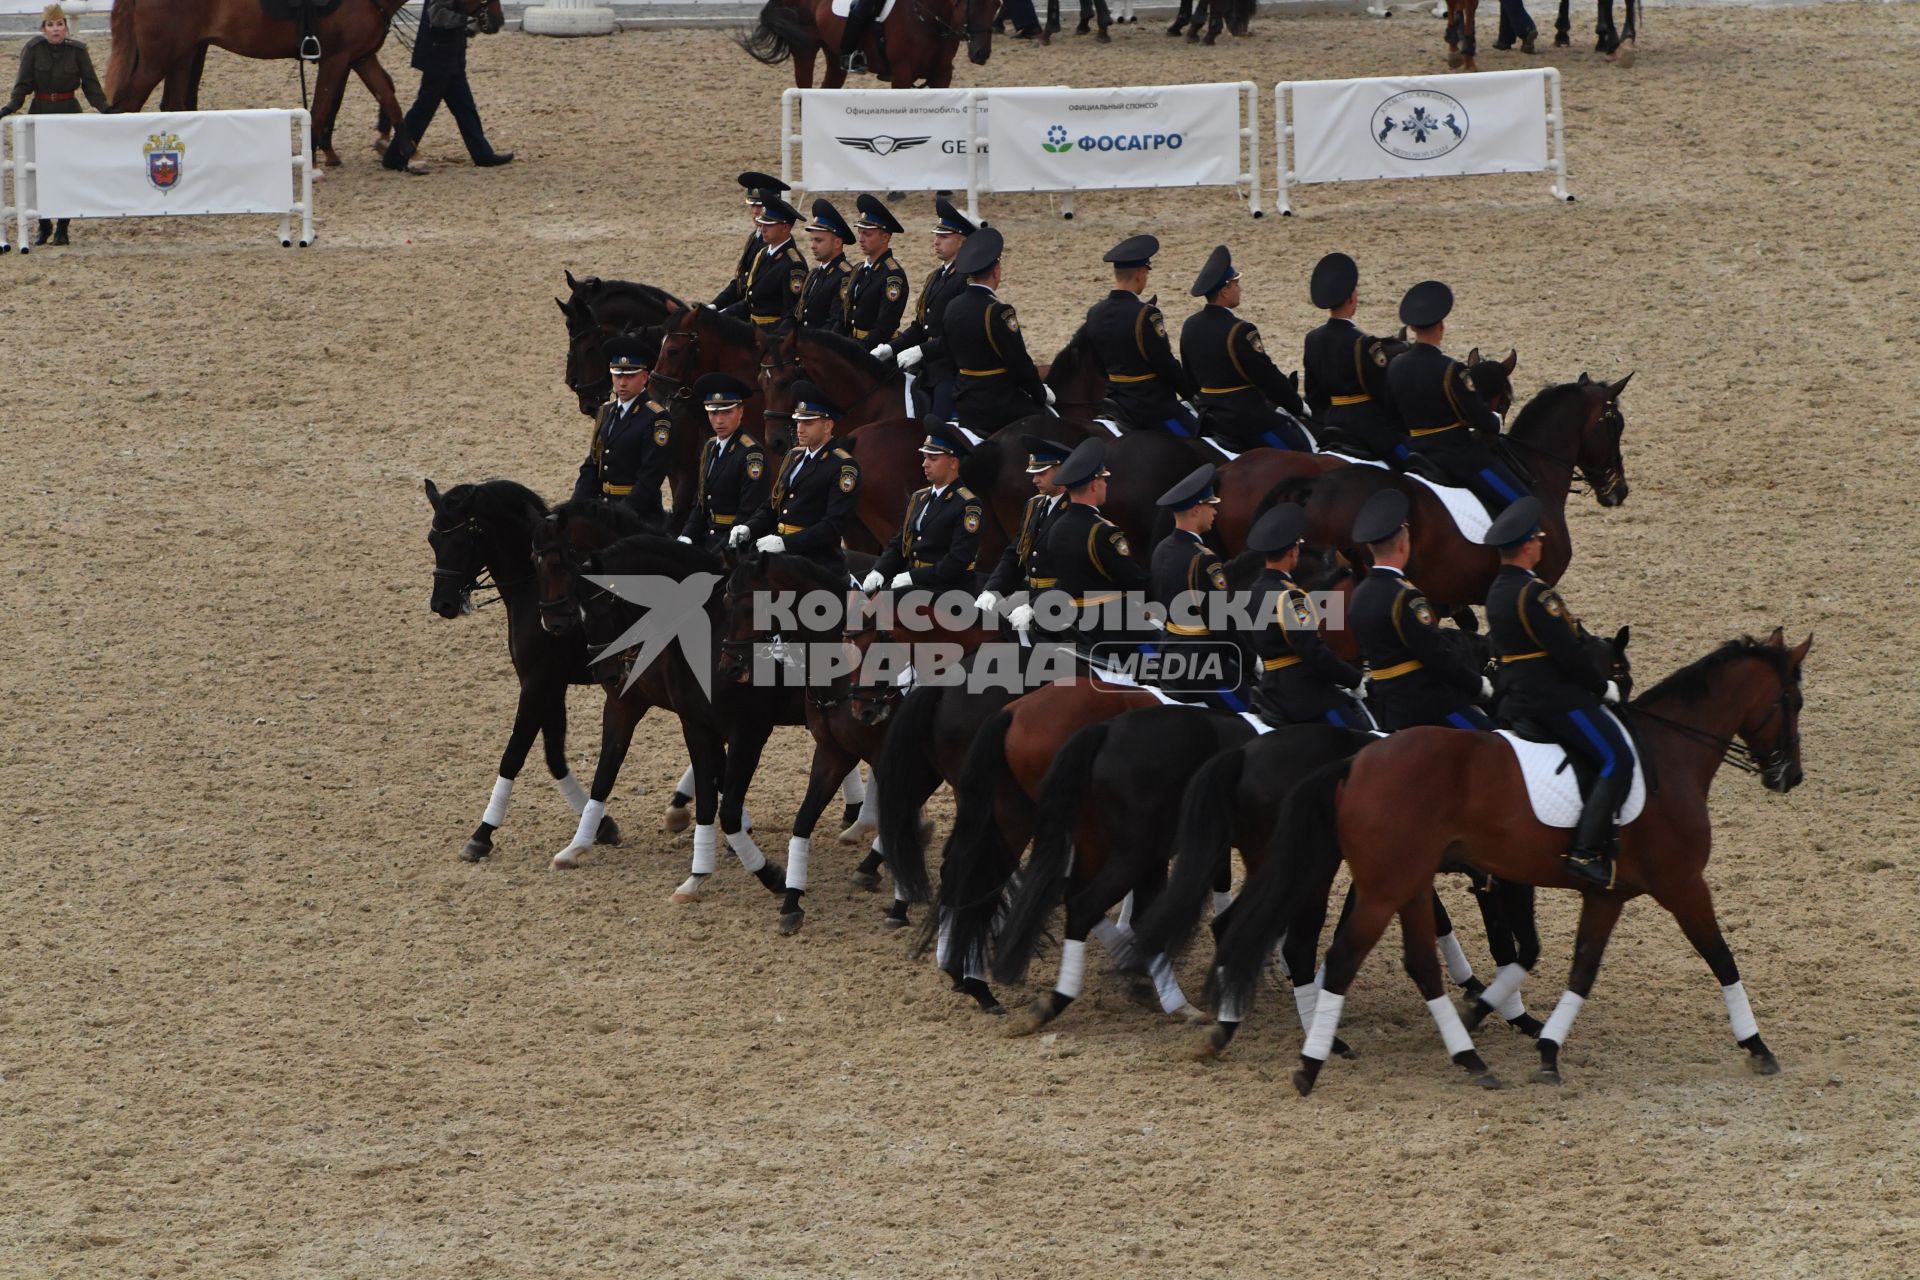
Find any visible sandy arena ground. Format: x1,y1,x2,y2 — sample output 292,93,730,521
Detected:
3,6,1919,1276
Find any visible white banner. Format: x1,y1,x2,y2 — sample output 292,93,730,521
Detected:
1288,69,1549,185
984,83,1244,194
27,110,296,217
793,89,983,194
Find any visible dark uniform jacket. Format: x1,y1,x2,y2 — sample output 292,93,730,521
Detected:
572,396,673,527
1086,289,1192,431
1151,531,1227,637
1046,502,1151,650
1485,565,1608,720
1180,305,1311,451
677,430,770,550
874,484,985,590
4,36,109,115
721,239,807,336
1351,565,1483,729
801,253,853,330
1252,568,1364,721
946,284,1048,437
892,261,965,381
841,252,909,348
1385,343,1500,447
745,444,861,577
984,492,1063,596
1303,318,1404,458
713,230,763,311
413,0,476,74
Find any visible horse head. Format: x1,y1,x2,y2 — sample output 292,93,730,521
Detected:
718,551,773,684
1748,628,1811,793
649,310,704,403
425,479,485,618
1573,371,1633,507
1464,347,1518,419
565,321,619,416
965,0,999,65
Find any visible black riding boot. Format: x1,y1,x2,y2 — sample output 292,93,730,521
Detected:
841,12,875,73
35,219,52,246
1565,778,1624,890
1091,0,1112,38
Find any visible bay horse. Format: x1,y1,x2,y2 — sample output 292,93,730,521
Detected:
1214,631,1811,1094
1443,0,1485,71
423,478,621,862
1557,0,1639,64
105,0,501,167
739,0,998,90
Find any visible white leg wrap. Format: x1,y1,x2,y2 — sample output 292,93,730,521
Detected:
1541,990,1586,1047
1211,889,1234,918
1216,967,1249,1024
1438,931,1475,985
1302,991,1347,1062
554,772,588,816
1116,891,1135,931
1427,995,1477,1057
935,911,954,971
482,775,513,827
674,764,696,797
1497,987,1529,1021
786,836,811,892
1148,952,1186,1013
1056,939,1088,1000
1293,983,1320,1034
1479,962,1529,1012
1722,981,1759,1042
839,766,867,804
893,880,909,904
1090,918,1133,957
567,799,605,851
727,829,767,874
691,824,719,876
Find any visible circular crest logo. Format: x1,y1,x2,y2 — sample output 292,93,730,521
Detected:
1370,91,1469,161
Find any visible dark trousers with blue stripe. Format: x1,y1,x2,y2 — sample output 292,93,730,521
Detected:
1421,440,1529,513
1551,704,1633,836
1112,389,1199,438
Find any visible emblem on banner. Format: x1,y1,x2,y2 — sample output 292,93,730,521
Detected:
143,132,186,193
1042,124,1073,155
1370,91,1469,161
835,135,932,158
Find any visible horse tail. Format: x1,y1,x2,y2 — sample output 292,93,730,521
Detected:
1133,744,1244,961
990,720,1109,985
1209,757,1351,1014
737,0,811,66
104,0,139,104
875,682,943,905
920,707,1016,973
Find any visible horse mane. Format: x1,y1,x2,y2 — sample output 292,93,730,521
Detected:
797,325,890,382
551,498,657,538
593,532,726,578
456,478,549,522
1634,637,1791,707
1507,381,1588,434
1049,323,1095,368
699,308,763,348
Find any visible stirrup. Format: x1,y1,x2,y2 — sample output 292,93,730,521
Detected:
298,34,322,62
1563,850,1616,891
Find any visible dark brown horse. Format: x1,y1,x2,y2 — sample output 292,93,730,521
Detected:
1214,631,1811,1094
740,0,998,89
1557,0,1639,64
105,0,500,166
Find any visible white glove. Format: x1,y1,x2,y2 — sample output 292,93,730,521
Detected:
1179,398,1198,417
1353,678,1370,703
676,534,692,545
871,344,894,362
1479,676,1494,701
1043,385,1057,407
756,535,786,555
1603,679,1622,706
890,572,916,590
975,590,1002,615
860,569,885,593
728,524,751,548
896,346,925,371
1007,604,1036,632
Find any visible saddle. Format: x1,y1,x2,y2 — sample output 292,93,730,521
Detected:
1495,712,1647,829
260,0,344,22
1312,426,1384,462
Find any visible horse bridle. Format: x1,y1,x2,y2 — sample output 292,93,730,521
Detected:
646,329,699,401
1631,680,1800,777
1504,399,1627,498
758,348,805,440
431,514,520,610
913,0,987,43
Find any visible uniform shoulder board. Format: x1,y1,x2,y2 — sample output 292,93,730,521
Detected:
646,399,666,413
835,260,851,275
832,447,853,460
956,486,976,500
738,433,760,449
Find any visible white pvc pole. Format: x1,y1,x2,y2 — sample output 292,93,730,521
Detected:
297,108,315,245
1241,81,1263,219
781,88,798,203
1546,68,1573,203
1274,85,1294,218
965,88,984,225
1,117,13,253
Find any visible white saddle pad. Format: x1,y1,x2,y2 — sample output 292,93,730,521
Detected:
831,0,898,19
1324,452,1493,545
1094,417,1125,439
1496,711,1646,829
1087,665,1276,736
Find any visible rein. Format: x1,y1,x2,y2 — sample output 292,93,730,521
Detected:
1502,399,1625,498
432,514,529,610
1628,685,1797,777
912,0,978,42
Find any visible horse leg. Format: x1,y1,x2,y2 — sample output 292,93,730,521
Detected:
1210,869,1359,1062
1006,857,1138,1036
783,735,859,935
1461,882,1544,1036
1595,0,1619,55
353,56,405,153
665,762,696,831
1554,0,1571,46
1203,0,1224,44
1401,891,1501,1087
309,53,353,168
836,757,872,843
1532,891,1626,1084
718,720,786,898
541,691,614,845
672,723,728,901
1292,887,1399,1096
1130,875,1211,1026
1168,0,1191,35
1657,874,1779,1076
458,685,548,862
1462,0,1480,71
1430,887,1483,996
552,695,640,869
158,45,204,112
1617,0,1638,66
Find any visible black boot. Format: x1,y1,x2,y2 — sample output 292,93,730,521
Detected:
841,13,874,72
51,220,68,246
1564,782,1622,890
35,219,52,246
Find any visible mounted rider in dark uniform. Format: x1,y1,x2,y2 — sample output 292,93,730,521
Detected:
864,420,986,594
839,0,892,77
572,333,673,528
944,227,1052,437
1387,280,1528,514
1302,252,1408,463
1084,234,1198,437
1349,488,1493,730
1180,245,1315,454
712,171,787,311
877,198,975,426
718,195,807,338
1485,496,1629,890
734,381,861,580
979,436,1071,626
1150,464,1246,710
1245,503,1370,730
676,373,769,551
840,194,910,351
799,199,856,331
1042,439,1152,664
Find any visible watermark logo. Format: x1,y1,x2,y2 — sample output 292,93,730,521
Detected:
584,571,723,698
1370,91,1469,161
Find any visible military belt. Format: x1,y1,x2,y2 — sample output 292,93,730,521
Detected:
776,522,806,535
1165,622,1209,637
1072,592,1122,608
711,514,737,526
1262,654,1303,672
1330,393,1373,406
1028,576,1058,589
1409,421,1464,438
1108,372,1157,384
1499,650,1547,664
35,91,75,102
960,367,1006,377
854,328,871,339
910,558,935,569
1368,659,1424,681
601,483,634,496
750,314,783,326
1200,384,1252,395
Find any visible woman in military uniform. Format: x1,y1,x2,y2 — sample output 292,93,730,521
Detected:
2,6,109,246
1246,503,1369,729
676,373,768,550
864,421,985,594
571,333,673,528
734,381,861,580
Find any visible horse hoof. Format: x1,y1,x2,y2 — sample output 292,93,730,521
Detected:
663,803,691,834
1291,1069,1317,1097
1333,1036,1359,1060
880,912,909,931
373,135,389,155
1615,45,1636,69
1749,1052,1781,1076
1005,999,1053,1037
1447,51,1465,68
1554,32,1570,47
1172,1003,1213,1026
837,818,876,846
849,870,881,892
778,908,805,936
1530,1067,1563,1086
459,838,491,863
980,1000,1007,1017
595,815,621,846
1192,1030,1226,1061
1471,1070,1504,1090
670,874,708,904
551,846,584,870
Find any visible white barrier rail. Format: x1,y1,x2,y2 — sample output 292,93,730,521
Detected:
2,108,315,254
1275,68,1570,215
